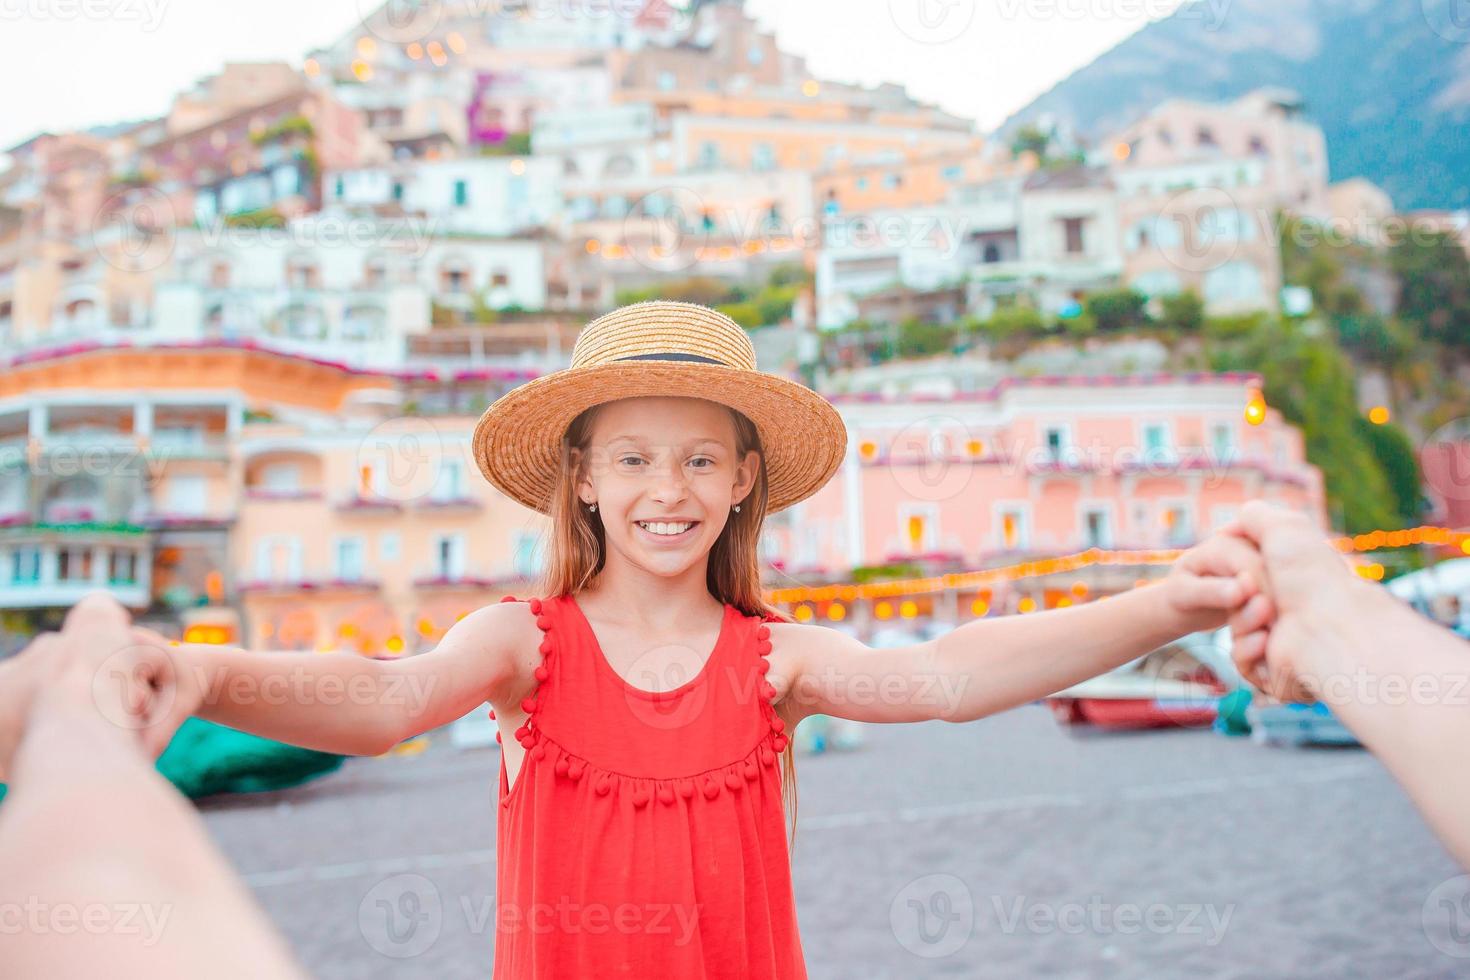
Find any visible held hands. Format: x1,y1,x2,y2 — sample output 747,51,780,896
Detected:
1162,523,1267,636
1219,500,1371,704
0,593,188,774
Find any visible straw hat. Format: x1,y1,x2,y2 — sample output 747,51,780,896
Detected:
471,301,847,515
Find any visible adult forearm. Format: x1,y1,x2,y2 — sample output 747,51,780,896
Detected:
0,703,307,978
1299,583,1470,867
0,656,31,782
931,585,1189,721
172,644,403,756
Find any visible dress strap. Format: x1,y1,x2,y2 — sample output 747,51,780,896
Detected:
495,594,556,772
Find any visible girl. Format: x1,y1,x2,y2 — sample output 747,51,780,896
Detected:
155,300,1265,978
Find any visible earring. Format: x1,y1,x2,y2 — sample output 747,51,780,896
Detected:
588,503,597,513
733,504,741,513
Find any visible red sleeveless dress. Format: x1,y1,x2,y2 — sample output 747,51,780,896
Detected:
492,592,805,979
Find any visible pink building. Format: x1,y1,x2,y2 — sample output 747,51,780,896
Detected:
771,372,1324,575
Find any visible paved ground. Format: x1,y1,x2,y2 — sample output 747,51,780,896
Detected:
201,706,1467,979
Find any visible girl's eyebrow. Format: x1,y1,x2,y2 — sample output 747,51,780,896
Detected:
607,435,725,449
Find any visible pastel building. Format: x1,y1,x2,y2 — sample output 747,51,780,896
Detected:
0,337,1323,651
767,372,1324,575
0,342,549,656
1101,88,1332,314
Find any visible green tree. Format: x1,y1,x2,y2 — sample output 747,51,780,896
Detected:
1084,289,1150,333
1391,231,1470,351
1354,415,1425,526
1159,290,1205,334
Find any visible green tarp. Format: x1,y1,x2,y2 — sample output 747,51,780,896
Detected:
0,717,343,804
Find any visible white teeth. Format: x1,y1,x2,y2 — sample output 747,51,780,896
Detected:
638,521,694,536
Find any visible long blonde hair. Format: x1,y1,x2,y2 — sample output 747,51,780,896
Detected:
532,398,799,836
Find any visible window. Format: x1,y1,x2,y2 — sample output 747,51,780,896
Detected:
434,533,465,579
697,141,719,169
165,475,207,515
58,547,93,583
656,71,675,92
1203,262,1266,307
996,506,1029,551
1164,504,1193,546
334,176,345,199
1249,135,1268,156
898,503,938,552
391,181,404,202
260,463,301,492
11,547,40,584
1044,426,1067,461
752,143,775,172
379,532,400,562
432,458,465,502
254,537,301,582
1062,217,1086,255
490,269,509,288
882,173,902,190
1143,423,1172,463
453,179,469,207
335,537,365,582
1210,422,1235,461
1197,126,1217,148
855,176,869,191
1082,507,1112,548
1132,270,1182,299
512,530,543,578
108,550,137,585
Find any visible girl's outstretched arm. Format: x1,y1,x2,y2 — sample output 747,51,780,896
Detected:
773,531,1265,726
154,601,534,755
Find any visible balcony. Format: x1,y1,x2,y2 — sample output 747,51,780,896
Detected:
138,511,233,531
245,488,323,502
412,567,508,590
335,494,404,515
416,495,483,513
238,576,382,595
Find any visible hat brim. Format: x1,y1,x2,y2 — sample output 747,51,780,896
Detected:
471,360,848,515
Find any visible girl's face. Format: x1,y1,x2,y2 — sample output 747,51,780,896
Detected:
576,397,759,579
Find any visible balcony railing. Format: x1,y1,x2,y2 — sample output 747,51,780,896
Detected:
238,576,382,594
412,567,508,590
416,495,483,512
244,488,323,502
335,494,404,514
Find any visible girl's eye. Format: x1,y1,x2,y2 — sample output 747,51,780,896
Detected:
617,456,715,468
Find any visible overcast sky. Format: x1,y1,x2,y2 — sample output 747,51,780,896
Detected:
0,0,1185,149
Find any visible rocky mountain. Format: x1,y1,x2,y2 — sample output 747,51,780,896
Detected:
999,0,1470,210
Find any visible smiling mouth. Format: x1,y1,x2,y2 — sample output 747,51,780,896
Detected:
634,520,700,540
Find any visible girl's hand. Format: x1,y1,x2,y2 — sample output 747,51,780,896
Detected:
126,624,210,757
1162,530,1267,635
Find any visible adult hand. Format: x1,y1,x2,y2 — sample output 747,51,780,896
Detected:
1220,500,1372,703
